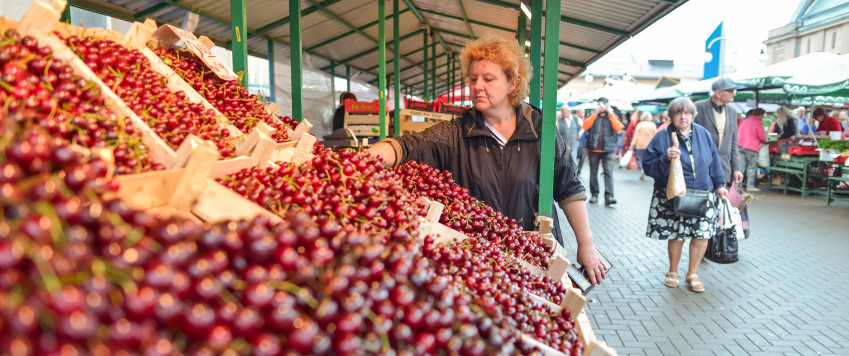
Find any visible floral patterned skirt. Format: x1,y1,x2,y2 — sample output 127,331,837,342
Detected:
646,190,718,241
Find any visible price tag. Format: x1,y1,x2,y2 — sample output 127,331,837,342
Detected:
152,24,238,81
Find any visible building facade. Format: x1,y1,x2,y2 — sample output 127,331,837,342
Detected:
765,0,849,64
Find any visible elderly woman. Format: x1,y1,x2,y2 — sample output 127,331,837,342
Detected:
367,36,607,284
629,111,659,180
643,97,728,293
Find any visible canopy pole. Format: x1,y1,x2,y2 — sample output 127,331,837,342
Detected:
231,0,249,87
431,41,436,102
346,65,351,92
268,38,276,103
423,31,429,101
288,0,304,121
539,0,562,218
394,0,401,137
378,0,387,140
529,0,542,106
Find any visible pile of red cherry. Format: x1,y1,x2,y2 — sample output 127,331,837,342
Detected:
155,47,294,143
59,34,237,158
394,161,554,268
0,30,161,174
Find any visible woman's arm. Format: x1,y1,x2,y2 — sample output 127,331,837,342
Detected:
558,200,606,286
367,141,398,167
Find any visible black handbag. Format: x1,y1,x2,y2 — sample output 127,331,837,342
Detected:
705,199,739,264
671,189,712,218
668,130,711,218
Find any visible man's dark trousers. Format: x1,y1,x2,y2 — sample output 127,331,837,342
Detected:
588,151,614,199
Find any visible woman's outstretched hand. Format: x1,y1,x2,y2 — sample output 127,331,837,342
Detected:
577,246,607,286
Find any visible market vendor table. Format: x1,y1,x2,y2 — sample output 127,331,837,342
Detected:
827,163,849,205
766,155,827,198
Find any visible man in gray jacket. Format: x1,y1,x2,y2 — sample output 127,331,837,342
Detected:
693,77,745,185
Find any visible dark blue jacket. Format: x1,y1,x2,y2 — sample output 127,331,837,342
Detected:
644,124,726,193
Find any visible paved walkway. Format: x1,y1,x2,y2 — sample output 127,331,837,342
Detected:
555,165,849,356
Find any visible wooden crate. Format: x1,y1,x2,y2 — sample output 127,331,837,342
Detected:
399,109,453,134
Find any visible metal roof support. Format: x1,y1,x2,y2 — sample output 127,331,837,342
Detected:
289,0,304,122
518,11,526,49
307,9,411,52
61,3,71,22
268,38,276,103
133,1,183,20
560,14,629,36
402,0,452,54
539,0,562,218
448,53,453,102
456,0,475,38
431,41,436,101
346,65,351,92
529,0,542,106
423,31,429,101
231,0,248,87
393,0,401,137
68,0,135,22
254,0,344,36
322,29,422,71
378,0,387,140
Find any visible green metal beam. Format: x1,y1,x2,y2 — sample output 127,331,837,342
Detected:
393,0,401,137
529,0,542,106
254,0,344,36
268,38,276,103
306,8,411,52
423,31,428,101
456,0,475,38
320,29,423,71
289,0,304,121
419,8,513,33
539,0,563,218
473,0,519,10
560,14,629,36
517,11,526,49
378,0,387,140
346,65,351,92
431,36,435,100
61,3,71,22
402,0,453,55
67,0,135,22
431,26,473,40
133,1,183,20
231,0,248,87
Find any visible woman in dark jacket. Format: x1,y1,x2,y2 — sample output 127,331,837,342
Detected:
368,36,607,285
643,97,728,293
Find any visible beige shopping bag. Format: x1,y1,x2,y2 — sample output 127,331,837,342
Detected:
666,133,687,200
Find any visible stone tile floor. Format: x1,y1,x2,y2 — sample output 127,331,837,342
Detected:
554,166,849,356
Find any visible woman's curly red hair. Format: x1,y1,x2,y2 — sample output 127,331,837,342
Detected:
460,36,531,107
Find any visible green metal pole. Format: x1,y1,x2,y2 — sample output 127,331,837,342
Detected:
61,3,71,23
267,38,276,103
431,42,436,101
230,0,248,87
378,0,387,140
346,65,351,92
517,12,526,49
423,31,428,102
393,0,401,137
538,0,562,218
289,0,304,121
529,0,542,107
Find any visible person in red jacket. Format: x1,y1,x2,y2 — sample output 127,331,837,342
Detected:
813,107,842,134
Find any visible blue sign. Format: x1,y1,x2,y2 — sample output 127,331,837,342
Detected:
703,22,723,80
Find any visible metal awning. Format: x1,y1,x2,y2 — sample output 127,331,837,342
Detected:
66,0,686,97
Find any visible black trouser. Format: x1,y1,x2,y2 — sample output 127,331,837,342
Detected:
588,151,615,199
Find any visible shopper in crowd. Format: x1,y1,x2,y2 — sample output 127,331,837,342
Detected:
557,105,582,161
366,36,607,285
737,108,767,192
796,106,815,135
332,92,357,131
614,113,628,162
643,97,728,293
772,106,798,141
813,107,842,134
694,77,744,186
576,130,587,176
582,97,624,206
837,110,848,131
624,109,641,155
629,111,658,180
656,111,670,131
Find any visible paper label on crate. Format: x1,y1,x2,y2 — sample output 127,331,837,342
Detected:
153,24,237,81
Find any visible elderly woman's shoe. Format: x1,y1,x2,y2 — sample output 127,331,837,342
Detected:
664,272,679,287
685,274,705,293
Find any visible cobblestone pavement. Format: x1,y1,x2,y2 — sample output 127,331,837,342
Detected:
555,165,849,356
